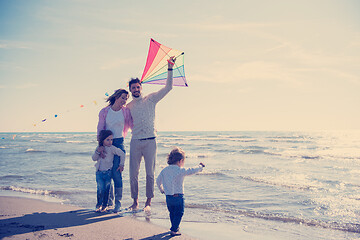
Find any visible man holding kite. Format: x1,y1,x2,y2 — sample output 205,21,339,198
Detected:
127,56,176,210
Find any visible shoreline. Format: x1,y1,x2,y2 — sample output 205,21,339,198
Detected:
0,194,269,240
0,196,196,240
0,194,279,240
0,191,271,240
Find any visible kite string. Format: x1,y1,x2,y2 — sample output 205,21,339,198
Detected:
31,93,110,129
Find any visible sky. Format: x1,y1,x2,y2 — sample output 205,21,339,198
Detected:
0,0,359,132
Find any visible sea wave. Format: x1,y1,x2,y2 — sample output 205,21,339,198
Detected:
186,203,360,233
280,151,322,160
301,155,320,159
66,140,94,144
239,149,279,156
25,148,46,153
24,148,91,156
0,175,25,180
62,151,93,156
1,186,54,196
231,139,257,143
186,153,215,158
266,135,314,144
268,139,313,144
157,152,214,159
214,149,238,153
235,209,360,233
30,139,94,144
0,185,92,197
197,170,226,176
227,135,253,139
239,175,321,191
30,139,46,142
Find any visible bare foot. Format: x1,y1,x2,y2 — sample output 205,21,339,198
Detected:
144,205,151,212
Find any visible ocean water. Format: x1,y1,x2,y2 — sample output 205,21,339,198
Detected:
0,131,359,239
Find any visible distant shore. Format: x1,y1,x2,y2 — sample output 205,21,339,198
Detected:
0,196,196,240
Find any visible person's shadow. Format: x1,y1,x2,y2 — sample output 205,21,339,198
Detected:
126,232,177,240
0,209,119,238
140,232,178,239
0,209,179,239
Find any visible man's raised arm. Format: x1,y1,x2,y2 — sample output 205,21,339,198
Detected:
150,57,175,103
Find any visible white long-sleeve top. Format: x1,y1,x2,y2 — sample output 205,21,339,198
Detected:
127,70,173,140
92,145,125,171
156,164,203,195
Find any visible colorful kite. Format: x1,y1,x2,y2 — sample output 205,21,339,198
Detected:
141,38,188,87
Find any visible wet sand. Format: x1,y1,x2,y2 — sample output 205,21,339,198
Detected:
0,196,196,240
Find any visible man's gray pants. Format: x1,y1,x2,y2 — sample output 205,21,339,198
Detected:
129,138,157,199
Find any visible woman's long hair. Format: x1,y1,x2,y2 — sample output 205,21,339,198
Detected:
106,89,128,106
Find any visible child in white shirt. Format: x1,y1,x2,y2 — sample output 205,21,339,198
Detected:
156,147,205,236
92,130,125,212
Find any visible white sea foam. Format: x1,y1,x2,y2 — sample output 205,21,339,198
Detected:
30,139,46,142
66,140,90,143
240,174,324,191
1,186,52,195
25,148,48,153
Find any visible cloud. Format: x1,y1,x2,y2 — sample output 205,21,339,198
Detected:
321,68,360,85
0,83,38,89
261,35,360,86
0,62,24,71
184,22,276,31
100,57,142,70
265,42,291,53
193,56,360,93
0,41,31,49
193,60,303,87
15,83,39,89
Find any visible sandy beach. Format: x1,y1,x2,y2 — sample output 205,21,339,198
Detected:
0,196,196,240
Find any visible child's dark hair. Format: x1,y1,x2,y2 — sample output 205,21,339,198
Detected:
106,89,128,106
167,147,185,165
128,78,141,90
98,130,113,147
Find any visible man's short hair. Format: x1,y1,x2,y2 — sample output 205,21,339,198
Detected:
128,78,141,91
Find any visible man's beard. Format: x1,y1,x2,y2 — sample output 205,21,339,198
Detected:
132,92,140,98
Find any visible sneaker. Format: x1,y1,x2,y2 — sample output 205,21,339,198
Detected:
113,203,121,213
113,207,123,213
95,207,101,213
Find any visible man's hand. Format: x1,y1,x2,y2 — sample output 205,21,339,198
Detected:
167,56,176,69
